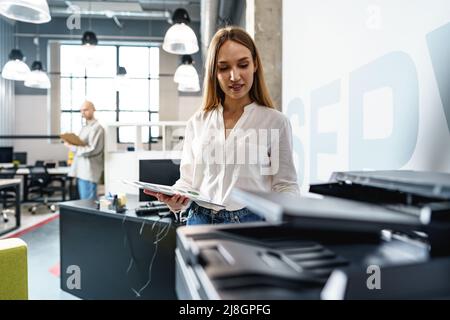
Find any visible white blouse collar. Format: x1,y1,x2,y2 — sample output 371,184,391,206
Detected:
217,102,257,114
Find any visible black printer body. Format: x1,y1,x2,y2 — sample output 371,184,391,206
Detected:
175,170,450,299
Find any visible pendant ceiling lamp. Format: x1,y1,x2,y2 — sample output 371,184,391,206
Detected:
178,81,200,92
0,0,51,24
79,29,101,68
24,61,51,89
174,55,200,92
82,31,98,46
163,8,199,55
81,2,97,47
174,55,198,83
117,66,127,76
1,49,30,81
24,37,50,89
114,66,129,91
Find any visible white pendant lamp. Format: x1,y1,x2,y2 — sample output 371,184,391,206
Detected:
174,55,200,92
0,0,51,24
24,61,51,89
174,56,198,83
1,49,30,81
163,8,199,55
24,37,50,89
77,44,102,69
178,81,200,92
78,29,102,68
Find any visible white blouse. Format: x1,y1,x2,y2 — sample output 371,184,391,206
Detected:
173,102,300,211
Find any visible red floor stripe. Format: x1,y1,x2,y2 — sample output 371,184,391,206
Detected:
4,214,60,239
49,262,61,277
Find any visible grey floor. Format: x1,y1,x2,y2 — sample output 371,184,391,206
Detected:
17,217,79,300
1,203,59,236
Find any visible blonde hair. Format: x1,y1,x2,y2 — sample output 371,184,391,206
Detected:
202,26,274,112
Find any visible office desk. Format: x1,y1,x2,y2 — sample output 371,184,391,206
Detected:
0,164,69,175
0,163,26,169
15,167,70,175
59,196,179,299
0,179,21,236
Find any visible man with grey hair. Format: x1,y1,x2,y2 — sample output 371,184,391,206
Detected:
66,100,104,199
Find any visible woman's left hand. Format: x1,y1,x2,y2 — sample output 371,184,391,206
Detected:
143,190,190,213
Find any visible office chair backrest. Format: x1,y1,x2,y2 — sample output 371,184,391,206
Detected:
29,166,50,187
45,162,56,169
34,160,45,167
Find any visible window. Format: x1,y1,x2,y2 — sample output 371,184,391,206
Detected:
60,44,160,143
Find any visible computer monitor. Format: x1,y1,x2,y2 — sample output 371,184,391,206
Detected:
13,152,27,165
139,159,180,202
0,147,13,163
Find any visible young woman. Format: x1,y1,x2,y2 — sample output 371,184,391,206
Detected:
145,26,299,225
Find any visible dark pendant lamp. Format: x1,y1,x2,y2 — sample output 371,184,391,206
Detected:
114,66,128,91
82,31,98,46
117,66,127,76
81,1,97,47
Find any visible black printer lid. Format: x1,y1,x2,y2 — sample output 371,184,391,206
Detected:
231,189,422,233
330,170,450,200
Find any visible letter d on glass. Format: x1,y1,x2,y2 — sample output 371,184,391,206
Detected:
366,265,381,290
67,265,81,290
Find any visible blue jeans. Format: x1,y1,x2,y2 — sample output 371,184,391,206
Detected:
186,202,265,226
77,178,97,200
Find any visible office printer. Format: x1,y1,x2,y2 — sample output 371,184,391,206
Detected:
175,170,450,300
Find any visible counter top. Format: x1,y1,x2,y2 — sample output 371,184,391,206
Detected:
59,195,177,225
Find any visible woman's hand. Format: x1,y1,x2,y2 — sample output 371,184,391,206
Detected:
143,190,190,213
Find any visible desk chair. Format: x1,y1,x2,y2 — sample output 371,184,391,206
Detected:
34,160,44,167
45,162,56,169
0,167,18,223
27,166,65,214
